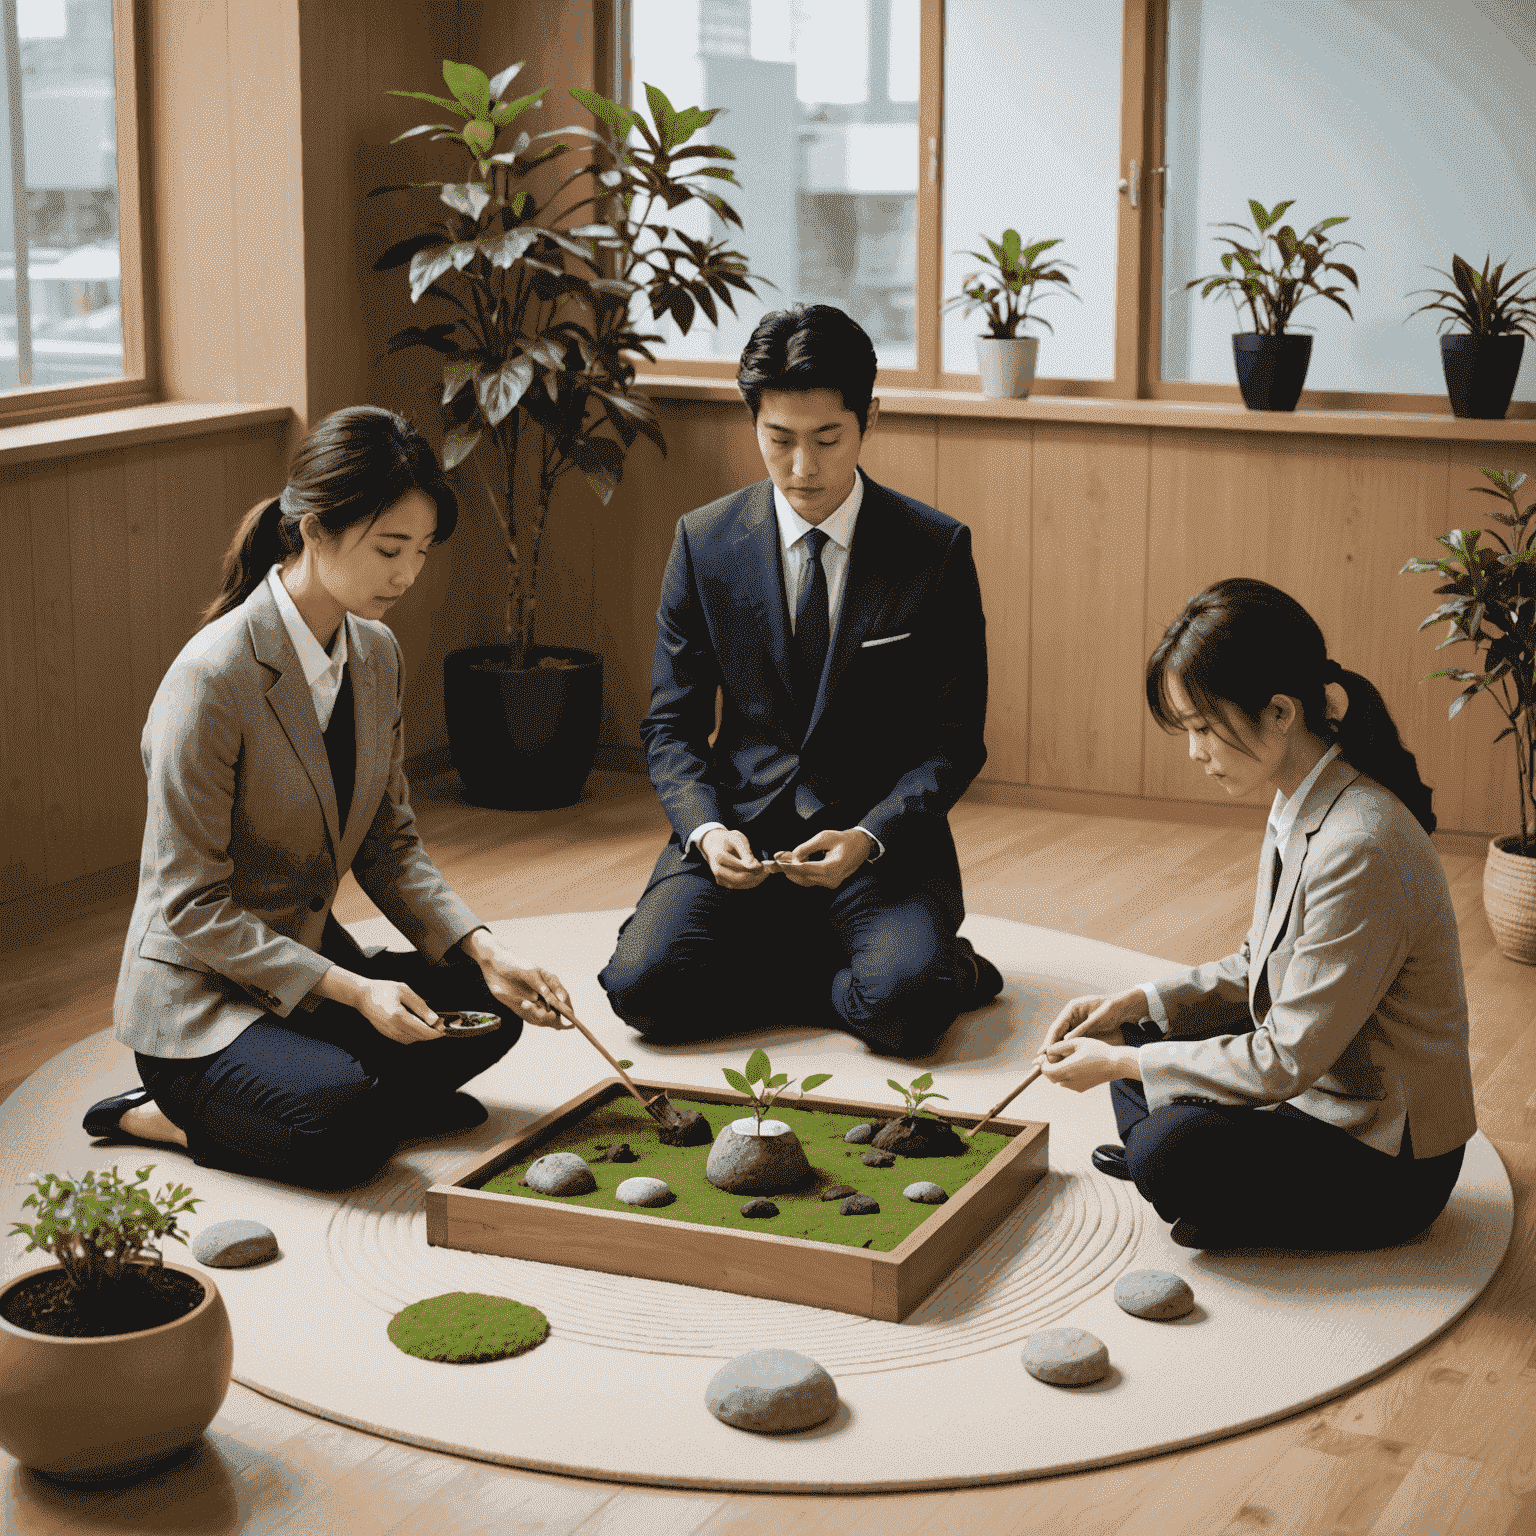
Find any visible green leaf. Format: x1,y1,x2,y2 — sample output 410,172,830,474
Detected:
799,1073,832,1094
745,1048,770,1086
464,119,495,157
722,1068,752,1095
887,1079,908,1096
388,89,469,118
644,82,678,149
374,232,448,272
477,357,534,426
482,226,541,269
570,85,639,138
487,62,524,102
441,358,475,404
766,1073,789,1089
912,1072,933,1091
409,245,455,303
492,88,546,127
440,182,490,220
441,425,480,469
616,1058,634,1070
442,59,491,117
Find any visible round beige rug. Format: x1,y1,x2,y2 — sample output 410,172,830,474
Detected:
0,912,1512,1492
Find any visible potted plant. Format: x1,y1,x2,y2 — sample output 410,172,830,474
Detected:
1402,468,1536,963
941,229,1076,398
705,1050,832,1195
0,1165,233,1481
1187,198,1360,411
1407,254,1536,420
374,61,762,809
872,1071,966,1157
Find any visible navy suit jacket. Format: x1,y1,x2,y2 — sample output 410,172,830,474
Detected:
639,469,988,929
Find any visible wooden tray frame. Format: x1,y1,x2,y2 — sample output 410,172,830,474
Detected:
426,1078,1049,1323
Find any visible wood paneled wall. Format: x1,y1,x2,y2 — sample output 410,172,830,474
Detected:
1,422,290,904
557,401,1532,841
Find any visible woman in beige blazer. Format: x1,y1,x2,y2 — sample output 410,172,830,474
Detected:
1039,578,1476,1250
88,407,572,1189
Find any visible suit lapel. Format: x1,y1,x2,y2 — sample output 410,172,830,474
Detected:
731,481,794,704
340,617,379,859
248,583,342,861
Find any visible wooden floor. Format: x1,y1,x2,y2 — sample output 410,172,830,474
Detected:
2,770,1532,1536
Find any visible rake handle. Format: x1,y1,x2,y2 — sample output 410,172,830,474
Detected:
964,1017,1098,1138
545,996,664,1114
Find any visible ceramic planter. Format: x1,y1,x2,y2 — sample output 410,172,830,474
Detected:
705,1118,813,1194
975,336,1039,399
1440,334,1525,420
1233,332,1313,411
443,644,603,810
1484,835,1536,965
0,1261,233,1481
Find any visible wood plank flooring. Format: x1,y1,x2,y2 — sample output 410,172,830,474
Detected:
2,769,1532,1536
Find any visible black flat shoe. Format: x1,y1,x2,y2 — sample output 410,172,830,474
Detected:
1091,1142,1134,1180
956,939,1005,1008
400,1091,487,1145
83,1086,154,1141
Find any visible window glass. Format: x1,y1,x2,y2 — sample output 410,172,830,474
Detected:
941,0,1123,381
0,0,122,392
1161,0,1536,401
628,0,920,368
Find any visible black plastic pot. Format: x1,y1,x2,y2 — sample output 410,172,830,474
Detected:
1439,334,1525,420
443,645,603,810
1232,332,1314,411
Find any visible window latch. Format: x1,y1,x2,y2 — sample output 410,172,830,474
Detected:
1118,161,1141,209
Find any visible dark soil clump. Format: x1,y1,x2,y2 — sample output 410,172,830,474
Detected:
1,1267,205,1338
740,1198,779,1218
862,1148,896,1168
820,1184,858,1201
871,1115,967,1158
840,1194,881,1216
593,1143,638,1163
657,1106,713,1146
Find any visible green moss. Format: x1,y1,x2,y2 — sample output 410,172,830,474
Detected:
387,1292,550,1364
478,1098,1013,1253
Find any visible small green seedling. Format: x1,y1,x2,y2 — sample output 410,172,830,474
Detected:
722,1049,832,1132
888,1072,949,1120
10,1165,201,1296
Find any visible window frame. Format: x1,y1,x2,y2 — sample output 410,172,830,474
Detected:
616,0,1534,419
0,0,155,431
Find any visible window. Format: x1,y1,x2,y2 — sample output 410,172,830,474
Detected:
0,0,147,421
623,0,1536,412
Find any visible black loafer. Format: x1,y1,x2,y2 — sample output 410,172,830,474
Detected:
956,939,1005,1008
83,1085,153,1139
1091,1142,1134,1180
400,1091,487,1144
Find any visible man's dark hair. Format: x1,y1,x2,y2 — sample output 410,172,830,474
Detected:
736,304,879,431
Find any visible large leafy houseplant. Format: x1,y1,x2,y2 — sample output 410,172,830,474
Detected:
1406,254,1536,420
373,60,762,670
941,229,1076,339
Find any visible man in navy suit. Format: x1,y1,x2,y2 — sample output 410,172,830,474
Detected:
599,305,999,1057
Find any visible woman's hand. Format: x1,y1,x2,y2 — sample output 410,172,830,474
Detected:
1036,1037,1140,1093
459,930,573,1030
350,977,443,1043
1042,986,1154,1051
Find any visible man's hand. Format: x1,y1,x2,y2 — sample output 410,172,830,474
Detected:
1036,1037,1140,1093
773,828,874,889
1041,987,1152,1052
701,827,771,889
459,929,573,1029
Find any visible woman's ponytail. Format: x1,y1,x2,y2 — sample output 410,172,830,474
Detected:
201,497,297,627
1331,668,1437,835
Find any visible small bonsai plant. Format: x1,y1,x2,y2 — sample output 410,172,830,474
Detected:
1187,198,1360,335
1407,254,1536,339
722,1050,832,1132
1402,468,1536,853
887,1072,949,1119
941,229,1076,338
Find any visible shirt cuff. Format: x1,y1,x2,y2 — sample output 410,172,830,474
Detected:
686,821,727,856
853,825,885,861
1140,983,1169,1027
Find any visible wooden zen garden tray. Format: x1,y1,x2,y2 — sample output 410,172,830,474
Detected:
427,1078,1049,1322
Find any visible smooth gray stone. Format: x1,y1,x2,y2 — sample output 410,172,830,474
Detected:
705,1349,839,1434
903,1181,948,1204
1022,1327,1110,1386
840,1193,880,1216
739,1198,779,1218
1114,1268,1195,1320
705,1121,812,1195
615,1176,674,1207
526,1152,597,1196
193,1219,278,1268
843,1123,875,1144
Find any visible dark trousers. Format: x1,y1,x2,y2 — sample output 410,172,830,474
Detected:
1111,1021,1464,1250
136,948,520,1190
599,824,970,1058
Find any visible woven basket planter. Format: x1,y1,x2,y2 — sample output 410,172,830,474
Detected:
1485,836,1536,965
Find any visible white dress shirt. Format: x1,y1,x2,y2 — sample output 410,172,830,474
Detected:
686,474,884,862
266,564,350,731
1140,743,1343,1026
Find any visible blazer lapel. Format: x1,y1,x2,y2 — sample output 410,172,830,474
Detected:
247,584,342,860
731,481,794,705
340,617,380,860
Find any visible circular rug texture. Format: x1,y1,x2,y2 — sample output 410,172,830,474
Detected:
0,912,1512,1493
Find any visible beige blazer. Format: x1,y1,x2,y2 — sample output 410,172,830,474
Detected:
113,580,479,1059
1141,755,1477,1158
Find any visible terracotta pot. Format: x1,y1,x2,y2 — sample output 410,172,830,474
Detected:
1484,834,1536,965
705,1118,812,1195
0,1261,233,1481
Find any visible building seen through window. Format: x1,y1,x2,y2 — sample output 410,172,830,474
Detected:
0,0,122,393
630,0,919,369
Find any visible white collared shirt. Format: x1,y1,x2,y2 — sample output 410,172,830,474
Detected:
1141,744,1343,1027
774,473,863,638
266,564,349,731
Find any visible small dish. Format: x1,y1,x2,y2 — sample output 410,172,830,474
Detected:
437,1010,502,1038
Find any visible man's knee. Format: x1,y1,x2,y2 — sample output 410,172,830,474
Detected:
1125,1106,1245,1215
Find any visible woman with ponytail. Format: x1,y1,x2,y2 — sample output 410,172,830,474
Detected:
87,406,573,1190
1037,577,1475,1250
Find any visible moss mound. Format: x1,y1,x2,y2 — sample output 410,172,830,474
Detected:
387,1292,549,1364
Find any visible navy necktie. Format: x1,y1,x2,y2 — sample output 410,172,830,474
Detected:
793,528,830,712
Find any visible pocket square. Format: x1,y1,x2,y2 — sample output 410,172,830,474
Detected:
861,632,911,648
